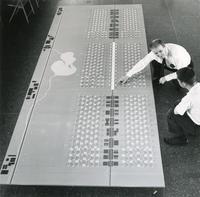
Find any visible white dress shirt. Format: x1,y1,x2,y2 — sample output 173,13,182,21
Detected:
126,43,191,81
174,83,200,125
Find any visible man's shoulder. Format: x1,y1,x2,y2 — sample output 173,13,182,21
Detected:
166,43,189,56
193,83,200,92
165,43,186,50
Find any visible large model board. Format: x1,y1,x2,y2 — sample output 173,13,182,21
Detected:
0,5,165,188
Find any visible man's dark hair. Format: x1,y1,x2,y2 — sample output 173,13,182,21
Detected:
177,67,196,86
149,39,165,49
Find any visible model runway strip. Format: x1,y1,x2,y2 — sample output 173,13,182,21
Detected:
111,42,116,90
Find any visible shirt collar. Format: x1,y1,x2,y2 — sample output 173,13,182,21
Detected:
164,46,170,58
188,82,200,94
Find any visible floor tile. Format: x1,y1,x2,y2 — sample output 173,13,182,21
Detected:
164,0,200,17
173,17,200,37
0,114,18,164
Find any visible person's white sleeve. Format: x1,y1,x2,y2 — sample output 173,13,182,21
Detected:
126,53,154,77
174,96,191,115
165,72,177,81
175,49,191,69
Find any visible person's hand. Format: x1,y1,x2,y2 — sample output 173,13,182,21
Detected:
159,77,167,84
118,75,129,85
174,108,178,115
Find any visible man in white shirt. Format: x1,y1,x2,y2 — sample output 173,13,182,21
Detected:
164,67,200,146
118,39,193,86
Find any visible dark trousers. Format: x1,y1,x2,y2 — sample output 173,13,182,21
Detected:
167,101,199,137
151,60,194,80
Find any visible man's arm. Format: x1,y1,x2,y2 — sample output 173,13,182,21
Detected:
164,72,177,82
126,52,154,77
174,95,191,115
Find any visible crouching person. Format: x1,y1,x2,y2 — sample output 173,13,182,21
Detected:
164,67,200,146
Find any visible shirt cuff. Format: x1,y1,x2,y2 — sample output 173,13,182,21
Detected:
126,72,132,77
165,72,177,81
174,107,179,115
174,104,186,116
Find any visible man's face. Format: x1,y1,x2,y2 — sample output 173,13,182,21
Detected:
151,45,166,58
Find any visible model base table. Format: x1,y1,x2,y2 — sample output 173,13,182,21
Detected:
0,5,165,190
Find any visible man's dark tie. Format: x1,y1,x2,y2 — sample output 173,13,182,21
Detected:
162,58,166,66
162,58,175,69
